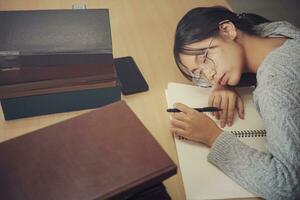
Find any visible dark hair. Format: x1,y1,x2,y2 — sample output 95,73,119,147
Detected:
174,6,270,81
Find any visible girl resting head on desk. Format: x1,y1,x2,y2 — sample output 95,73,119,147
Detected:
170,6,300,200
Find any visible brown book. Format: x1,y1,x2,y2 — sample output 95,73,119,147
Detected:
0,101,177,200
0,54,117,98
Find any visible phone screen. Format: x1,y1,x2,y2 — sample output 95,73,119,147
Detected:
114,56,149,95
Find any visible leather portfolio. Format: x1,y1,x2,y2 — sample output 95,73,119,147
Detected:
0,101,177,200
0,9,120,120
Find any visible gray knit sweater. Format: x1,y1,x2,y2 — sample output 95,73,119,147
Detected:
207,21,300,200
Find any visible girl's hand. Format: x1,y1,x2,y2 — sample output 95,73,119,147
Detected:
170,103,223,147
208,84,244,128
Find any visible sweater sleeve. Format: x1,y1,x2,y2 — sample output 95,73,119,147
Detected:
207,83,300,199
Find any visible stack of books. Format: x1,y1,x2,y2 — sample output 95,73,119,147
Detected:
0,9,120,120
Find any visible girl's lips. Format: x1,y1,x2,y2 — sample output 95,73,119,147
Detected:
218,73,226,85
221,77,228,86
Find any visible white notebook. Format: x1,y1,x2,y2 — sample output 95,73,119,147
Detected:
165,82,267,200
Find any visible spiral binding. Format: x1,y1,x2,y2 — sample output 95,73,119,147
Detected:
231,130,266,137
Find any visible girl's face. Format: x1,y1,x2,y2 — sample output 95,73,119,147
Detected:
179,35,245,86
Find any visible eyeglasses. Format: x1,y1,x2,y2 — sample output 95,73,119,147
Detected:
179,38,216,87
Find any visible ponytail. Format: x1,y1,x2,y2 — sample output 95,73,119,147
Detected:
237,12,270,26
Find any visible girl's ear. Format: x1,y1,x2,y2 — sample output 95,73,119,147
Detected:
218,20,238,40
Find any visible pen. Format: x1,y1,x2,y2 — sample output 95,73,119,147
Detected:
166,107,222,113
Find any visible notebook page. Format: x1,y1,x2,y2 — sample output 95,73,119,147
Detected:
165,82,266,199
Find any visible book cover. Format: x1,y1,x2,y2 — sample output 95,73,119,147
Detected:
0,101,177,200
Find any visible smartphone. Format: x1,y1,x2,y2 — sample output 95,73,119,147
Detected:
114,56,149,95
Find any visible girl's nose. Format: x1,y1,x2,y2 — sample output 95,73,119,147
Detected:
202,67,217,83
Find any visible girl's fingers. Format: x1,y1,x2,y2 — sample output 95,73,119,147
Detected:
174,103,194,114
208,94,215,116
220,96,228,128
212,95,221,120
227,95,236,127
170,127,188,137
172,112,188,121
170,118,187,130
236,96,245,119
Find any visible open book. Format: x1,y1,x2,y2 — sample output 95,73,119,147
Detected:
165,82,267,200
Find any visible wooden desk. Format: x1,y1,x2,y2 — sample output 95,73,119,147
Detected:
0,1,258,200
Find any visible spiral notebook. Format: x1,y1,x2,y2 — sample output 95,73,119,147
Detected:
165,82,267,200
